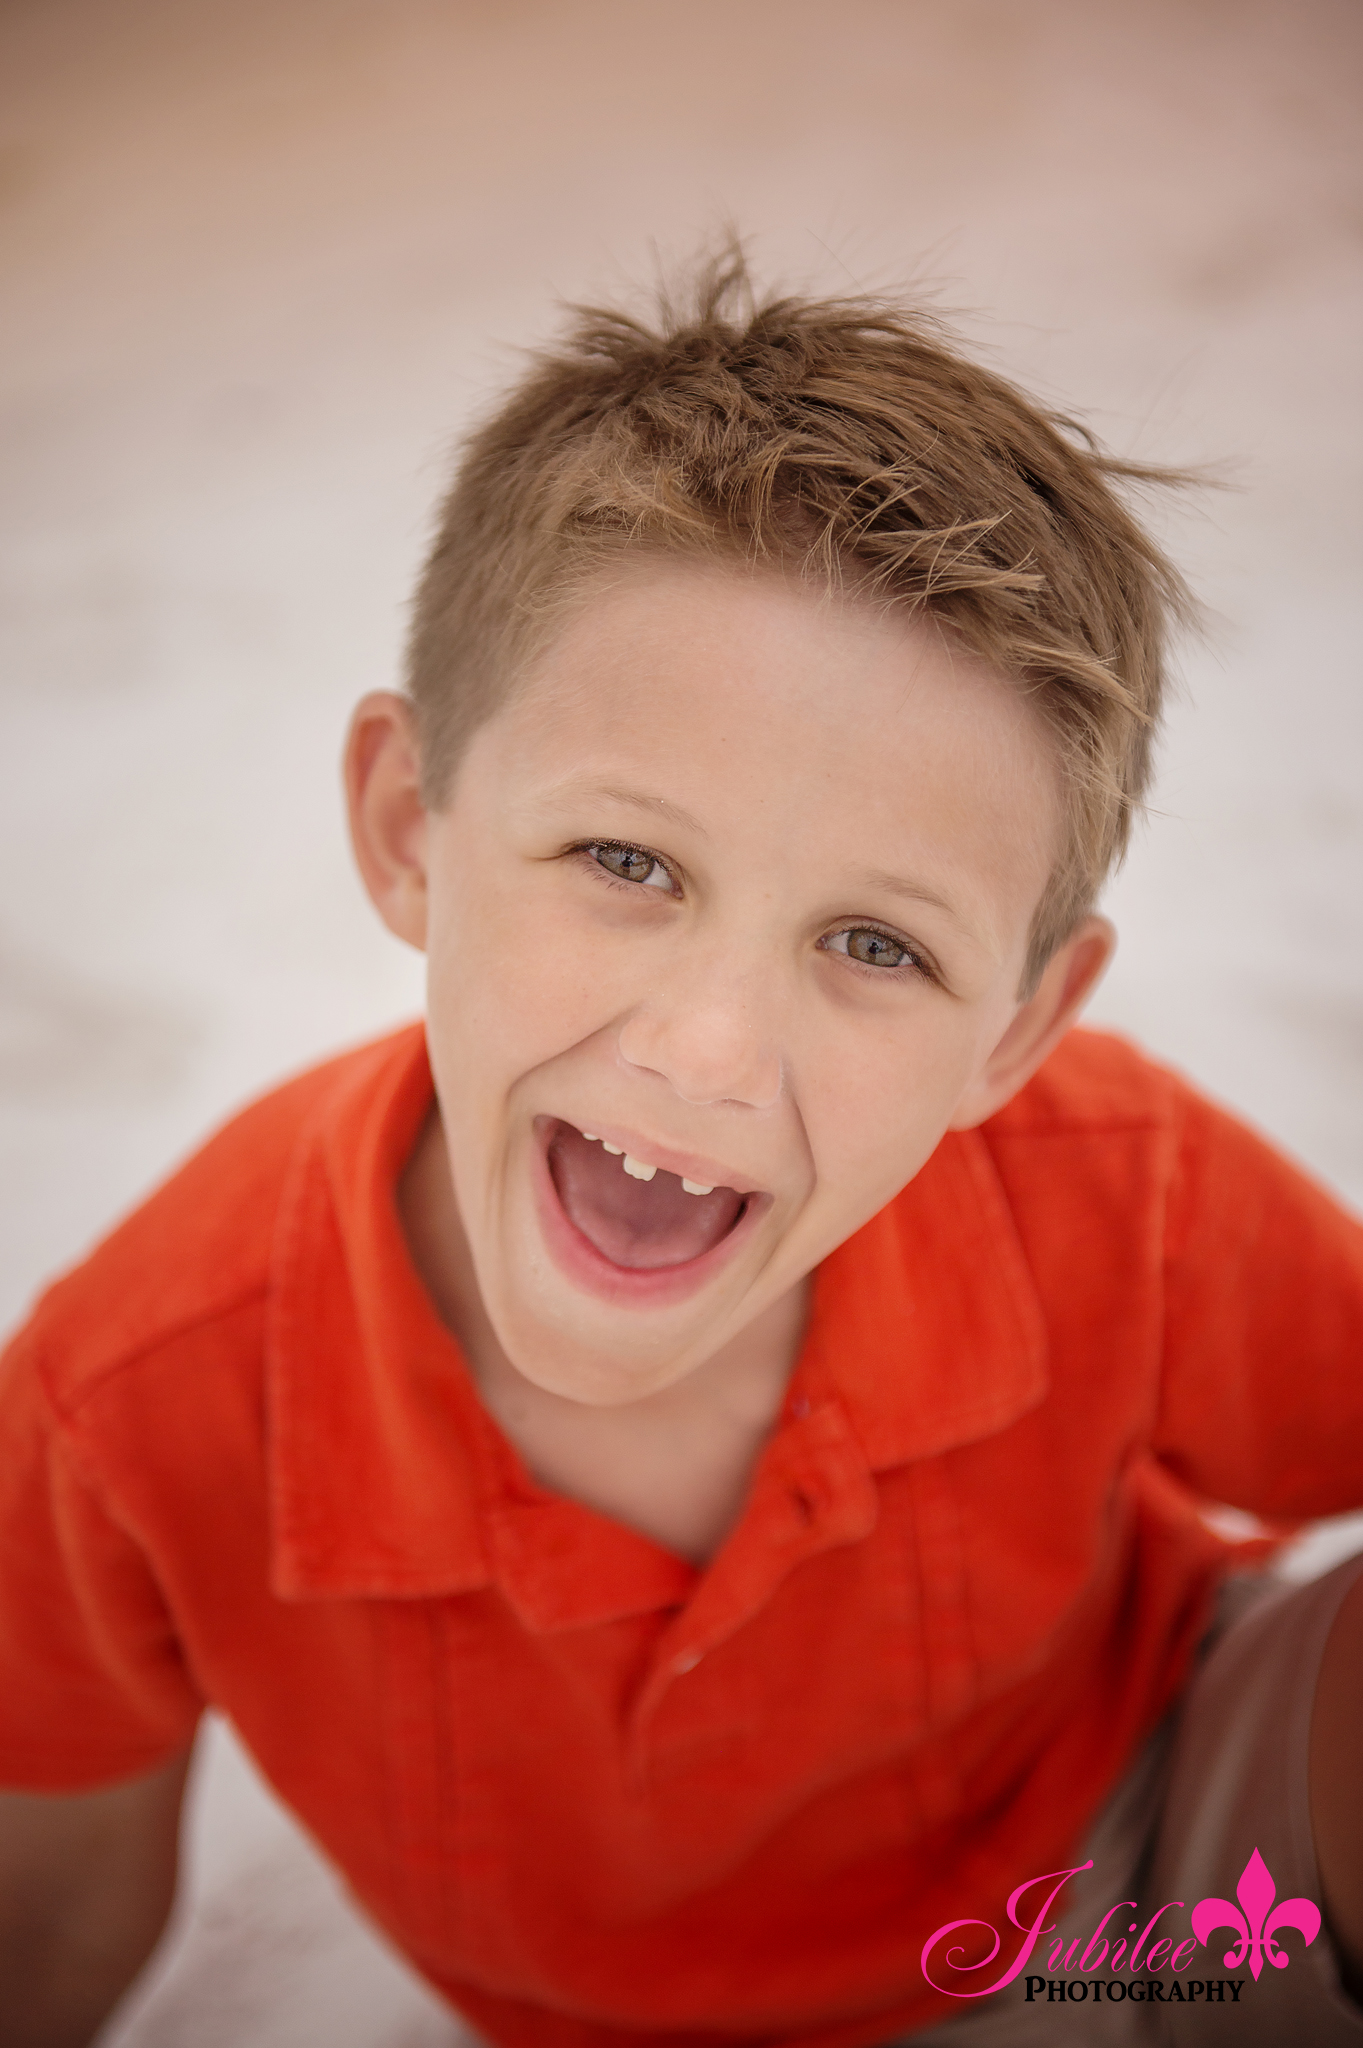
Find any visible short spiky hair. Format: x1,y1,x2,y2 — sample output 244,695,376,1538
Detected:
406,248,1193,988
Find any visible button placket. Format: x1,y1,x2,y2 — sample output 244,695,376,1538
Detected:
626,1399,879,1756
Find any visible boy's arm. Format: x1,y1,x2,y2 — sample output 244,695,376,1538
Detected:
0,1332,206,2048
1154,1079,1363,1519
0,1750,190,2048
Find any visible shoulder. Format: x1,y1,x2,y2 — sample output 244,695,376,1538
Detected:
972,1028,1193,1254
10,1024,427,1421
981,1027,1359,1251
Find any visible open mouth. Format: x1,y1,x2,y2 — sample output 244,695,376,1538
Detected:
542,1120,756,1275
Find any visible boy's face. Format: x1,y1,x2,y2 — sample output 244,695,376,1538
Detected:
357,558,1106,1406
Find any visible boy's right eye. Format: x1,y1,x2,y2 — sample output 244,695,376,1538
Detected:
583,841,675,892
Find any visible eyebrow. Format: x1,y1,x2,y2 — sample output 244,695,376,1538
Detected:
854,868,997,955
542,781,709,837
857,869,960,923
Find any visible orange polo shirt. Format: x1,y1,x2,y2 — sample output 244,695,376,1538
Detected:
2,1025,1362,2047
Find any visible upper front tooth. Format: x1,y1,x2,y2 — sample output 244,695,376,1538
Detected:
681,1179,714,1196
581,1131,599,1142
622,1154,657,1181
601,1142,623,1155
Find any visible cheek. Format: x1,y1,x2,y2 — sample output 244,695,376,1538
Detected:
422,868,634,1098
800,1006,1000,1223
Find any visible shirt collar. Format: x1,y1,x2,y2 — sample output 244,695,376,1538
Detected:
794,1119,1048,1468
266,1027,1047,1602
266,1025,492,1601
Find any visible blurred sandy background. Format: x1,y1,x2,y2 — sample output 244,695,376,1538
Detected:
2,0,1360,2040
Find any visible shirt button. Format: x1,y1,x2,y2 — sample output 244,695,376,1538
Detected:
791,1396,811,1418
674,1648,702,1674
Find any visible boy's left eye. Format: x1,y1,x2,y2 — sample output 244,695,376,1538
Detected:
584,841,674,891
822,926,927,975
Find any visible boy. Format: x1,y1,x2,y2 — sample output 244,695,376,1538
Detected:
1,253,1361,2048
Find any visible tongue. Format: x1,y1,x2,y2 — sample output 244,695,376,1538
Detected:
548,1124,745,1270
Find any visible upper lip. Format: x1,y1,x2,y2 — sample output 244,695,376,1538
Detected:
547,1116,767,1198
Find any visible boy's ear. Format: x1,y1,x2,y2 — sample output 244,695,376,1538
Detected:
344,692,430,951
947,916,1117,1130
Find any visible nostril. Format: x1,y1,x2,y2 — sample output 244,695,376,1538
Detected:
616,1010,782,1115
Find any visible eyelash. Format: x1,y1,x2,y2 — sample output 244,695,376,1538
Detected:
576,839,680,895
573,840,937,984
820,924,936,984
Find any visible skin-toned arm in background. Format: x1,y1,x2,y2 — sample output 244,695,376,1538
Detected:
0,1750,190,2048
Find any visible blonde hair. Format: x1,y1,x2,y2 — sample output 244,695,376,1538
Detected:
406,247,1194,989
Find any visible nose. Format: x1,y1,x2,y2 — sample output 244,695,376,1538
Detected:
615,948,784,1112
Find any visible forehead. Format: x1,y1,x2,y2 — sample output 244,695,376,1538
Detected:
468,556,1062,955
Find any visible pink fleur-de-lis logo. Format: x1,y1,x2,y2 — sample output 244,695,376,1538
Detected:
1191,1848,1321,1979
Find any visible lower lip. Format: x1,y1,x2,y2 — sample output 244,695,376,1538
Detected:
529,1120,768,1309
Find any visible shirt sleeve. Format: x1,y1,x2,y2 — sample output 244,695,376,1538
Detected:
1153,1077,1363,1521
0,1329,204,1790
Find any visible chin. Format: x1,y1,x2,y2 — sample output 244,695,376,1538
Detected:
491,1292,724,1406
